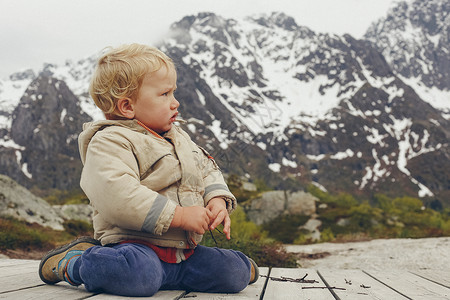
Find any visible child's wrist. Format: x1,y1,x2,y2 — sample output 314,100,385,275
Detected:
209,197,227,207
170,206,183,228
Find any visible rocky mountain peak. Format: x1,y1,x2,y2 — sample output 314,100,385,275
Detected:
6,74,91,189
8,69,36,81
249,12,299,31
11,74,90,151
409,0,449,36
169,12,234,46
364,0,450,91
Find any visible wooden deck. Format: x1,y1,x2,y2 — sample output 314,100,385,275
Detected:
1,259,449,299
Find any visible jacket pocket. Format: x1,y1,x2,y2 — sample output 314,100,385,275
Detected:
140,153,172,180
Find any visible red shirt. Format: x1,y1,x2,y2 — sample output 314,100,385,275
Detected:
120,240,195,263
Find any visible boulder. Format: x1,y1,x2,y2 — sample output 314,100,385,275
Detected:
0,174,65,230
246,191,286,225
53,204,93,223
299,218,322,241
287,191,317,216
244,190,319,225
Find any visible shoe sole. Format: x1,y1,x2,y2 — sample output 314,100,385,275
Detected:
248,257,259,284
38,236,101,284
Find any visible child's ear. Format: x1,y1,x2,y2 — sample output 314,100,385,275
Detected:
116,98,135,119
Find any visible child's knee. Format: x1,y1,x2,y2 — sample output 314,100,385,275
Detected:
215,254,251,292
81,245,163,296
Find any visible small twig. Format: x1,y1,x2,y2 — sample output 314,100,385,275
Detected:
208,230,218,247
208,227,232,247
302,286,346,290
260,274,318,284
360,284,371,288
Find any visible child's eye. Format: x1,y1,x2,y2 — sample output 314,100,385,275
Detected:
162,92,169,96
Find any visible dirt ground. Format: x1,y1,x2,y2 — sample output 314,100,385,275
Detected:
285,236,450,271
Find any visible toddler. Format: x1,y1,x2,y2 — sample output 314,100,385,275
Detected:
39,43,258,297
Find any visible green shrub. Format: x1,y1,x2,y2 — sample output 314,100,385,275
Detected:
63,220,94,237
314,190,450,242
0,217,94,253
262,214,310,243
202,230,297,268
348,202,382,231
0,217,53,250
227,175,263,203
307,184,333,203
292,233,309,245
201,206,298,267
393,196,423,213
43,189,89,205
320,228,335,242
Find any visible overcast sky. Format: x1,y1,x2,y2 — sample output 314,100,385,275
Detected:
0,0,396,79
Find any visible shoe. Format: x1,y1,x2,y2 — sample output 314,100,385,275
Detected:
248,257,259,284
39,236,101,285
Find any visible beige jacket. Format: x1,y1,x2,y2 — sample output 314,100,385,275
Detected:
78,119,236,249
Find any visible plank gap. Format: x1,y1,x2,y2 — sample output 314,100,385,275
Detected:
363,270,413,300
409,271,450,289
0,283,46,295
258,266,271,300
316,270,340,300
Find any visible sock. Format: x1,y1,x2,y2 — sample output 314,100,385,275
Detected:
66,255,82,285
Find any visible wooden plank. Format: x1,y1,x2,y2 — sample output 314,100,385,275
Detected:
88,290,186,299
263,268,334,299
0,259,37,268
0,259,184,300
183,267,269,299
0,261,40,278
0,260,43,293
0,284,95,300
0,272,45,293
318,269,409,299
365,270,450,300
410,270,450,288
2,260,447,300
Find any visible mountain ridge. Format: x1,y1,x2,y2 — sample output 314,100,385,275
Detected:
0,0,448,206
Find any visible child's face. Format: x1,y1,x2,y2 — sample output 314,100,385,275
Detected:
133,66,179,134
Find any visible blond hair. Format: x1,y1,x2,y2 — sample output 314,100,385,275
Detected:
89,44,175,116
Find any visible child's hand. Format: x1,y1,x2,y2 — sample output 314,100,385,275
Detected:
206,197,231,240
171,206,213,235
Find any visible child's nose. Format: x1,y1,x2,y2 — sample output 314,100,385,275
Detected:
171,98,180,109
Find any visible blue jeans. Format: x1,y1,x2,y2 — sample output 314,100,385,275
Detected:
73,243,251,297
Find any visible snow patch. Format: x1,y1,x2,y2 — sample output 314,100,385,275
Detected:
15,150,32,179
195,89,206,105
282,157,298,168
331,149,354,160
60,109,67,124
307,154,325,161
312,181,327,192
208,120,229,149
268,163,281,173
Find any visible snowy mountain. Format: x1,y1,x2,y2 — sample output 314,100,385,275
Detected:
364,0,450,116
161,6,449,205
0,0,448,206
